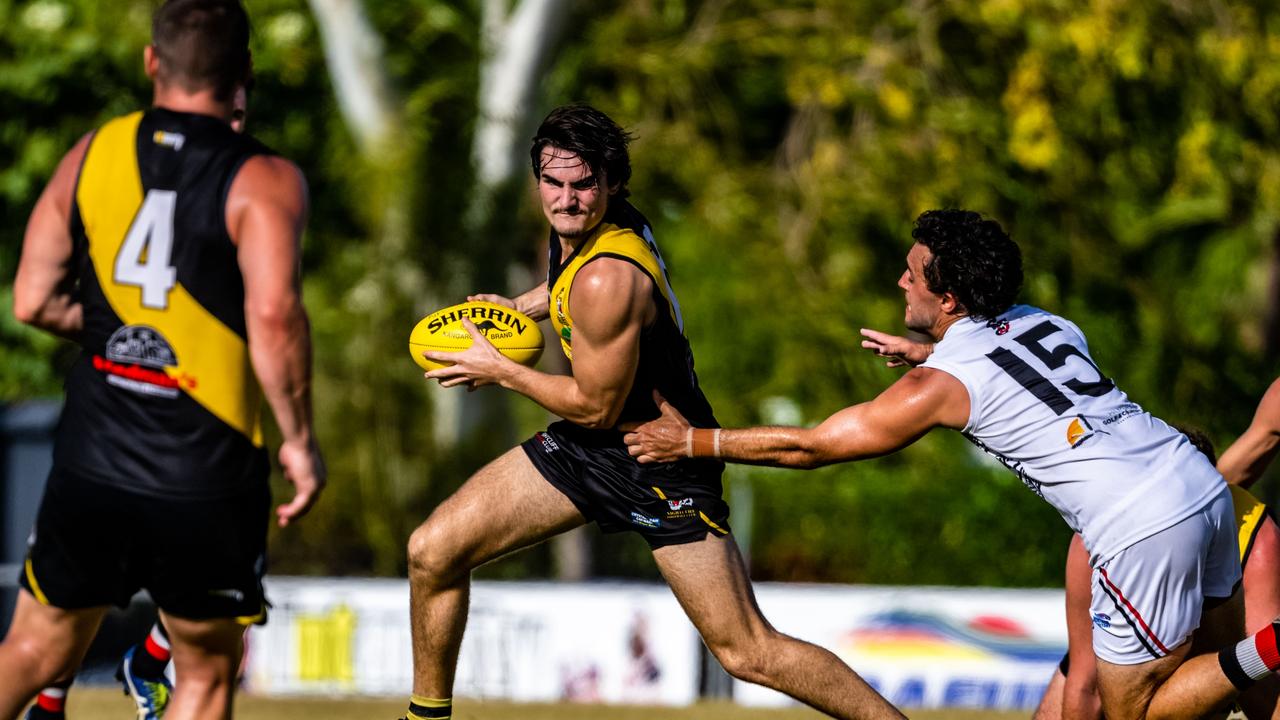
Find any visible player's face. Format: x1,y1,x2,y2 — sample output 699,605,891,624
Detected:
538,146,611,240
899,243,943,332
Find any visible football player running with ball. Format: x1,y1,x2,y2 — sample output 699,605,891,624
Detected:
406,105,904,720
625,209,1276,720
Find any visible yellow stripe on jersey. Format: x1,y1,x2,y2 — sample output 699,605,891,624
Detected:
77,112,263,445
1230,484,1267,566
549,222,681,361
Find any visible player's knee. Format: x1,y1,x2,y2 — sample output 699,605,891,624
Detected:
407,520,468,585
707,636,774,685
0,634,76,687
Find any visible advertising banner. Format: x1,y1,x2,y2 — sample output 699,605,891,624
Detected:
245,578,701,705
737,584,1066,711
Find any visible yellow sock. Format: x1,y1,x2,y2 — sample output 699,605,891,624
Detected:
407,695,451,720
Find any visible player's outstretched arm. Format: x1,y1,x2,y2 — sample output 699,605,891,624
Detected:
427,259,648,429
13,134,93,339
1217,377,1280,489
859,327,934,368
228,154,326,527
623,368,970,467
468,285,550,321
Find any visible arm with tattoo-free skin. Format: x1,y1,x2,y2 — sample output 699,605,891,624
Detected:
13,134,93,339
229,155,326,527
859,327,934,368
1217,377,1280,489
622,367,970,467
427,259,653,430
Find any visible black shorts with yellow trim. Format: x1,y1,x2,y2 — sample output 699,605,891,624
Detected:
521,421,731,549
20,465,269,625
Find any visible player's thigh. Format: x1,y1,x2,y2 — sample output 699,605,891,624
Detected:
652,533,771,647
1095,646,1189,720
1,589,106,676
159,612,244,681
412,446,586,571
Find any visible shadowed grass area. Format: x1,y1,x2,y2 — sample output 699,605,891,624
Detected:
66,687,1025,720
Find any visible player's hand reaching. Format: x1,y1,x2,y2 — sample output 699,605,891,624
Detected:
621,390,693,463
467,293,516,310
424,318,515,390
860,328,934,368
276,437,326,527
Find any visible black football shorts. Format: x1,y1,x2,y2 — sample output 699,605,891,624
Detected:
521,420,731,548
19,465,269,624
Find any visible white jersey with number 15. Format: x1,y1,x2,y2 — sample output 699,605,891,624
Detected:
920,304,1224,565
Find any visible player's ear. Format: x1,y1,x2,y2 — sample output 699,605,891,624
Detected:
939,291,963,316
144,45,160,80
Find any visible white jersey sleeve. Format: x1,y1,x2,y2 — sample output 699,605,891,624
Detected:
920,305,1225,564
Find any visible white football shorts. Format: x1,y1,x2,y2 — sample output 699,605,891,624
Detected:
1089,484,1240,665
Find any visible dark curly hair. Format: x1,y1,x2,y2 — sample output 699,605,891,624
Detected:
911,209,1022,321
530,104,633,199
1172,424,1217,465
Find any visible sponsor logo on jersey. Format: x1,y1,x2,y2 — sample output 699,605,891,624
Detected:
1092,613,1112,630
1066,416,1096,448
1101,403,1142,427
152,130,185,151
536,432,559,453
629,511,661,528
94,325,194,398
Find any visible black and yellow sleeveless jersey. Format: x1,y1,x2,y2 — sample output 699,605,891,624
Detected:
1230,484,1272,566
55,108,272,499
547,199,718,433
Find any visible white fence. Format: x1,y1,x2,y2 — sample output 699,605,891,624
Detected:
245,577,1066,712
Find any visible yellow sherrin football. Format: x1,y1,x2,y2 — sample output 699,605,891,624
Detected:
409,300,544,371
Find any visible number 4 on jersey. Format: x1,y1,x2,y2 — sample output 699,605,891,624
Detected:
114,189,177,309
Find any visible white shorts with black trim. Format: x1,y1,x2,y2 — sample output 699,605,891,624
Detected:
1089,485,1240,665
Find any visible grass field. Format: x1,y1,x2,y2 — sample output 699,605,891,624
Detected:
66,688,1026,720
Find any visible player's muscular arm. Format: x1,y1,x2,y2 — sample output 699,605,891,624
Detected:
468,285,549,321
228,155,326,527
1217,377,1280,489
428,259,651,429
13,134,92,339
624,368,969,467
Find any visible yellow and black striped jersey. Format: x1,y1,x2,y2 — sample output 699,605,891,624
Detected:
56,108,272,499
547,199,718,434
1229,484,1271,566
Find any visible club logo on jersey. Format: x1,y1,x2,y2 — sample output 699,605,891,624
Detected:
1066,416,1098,448
1092,613,1112,629
554,290,572,345
665,497,696,519
987,318,1011,336
152,130,186,151
93,325,193,399
629,512,661,529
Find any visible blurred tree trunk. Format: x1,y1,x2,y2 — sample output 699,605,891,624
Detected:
308,0,426,574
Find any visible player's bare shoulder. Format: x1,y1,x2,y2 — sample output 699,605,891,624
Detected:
570,256,656,331
887,366,971,430
225,154,308,242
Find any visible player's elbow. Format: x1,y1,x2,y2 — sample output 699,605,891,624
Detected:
246,298,305,335
12,297,38,326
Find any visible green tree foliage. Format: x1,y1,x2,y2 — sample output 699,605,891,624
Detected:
3,0,1278,587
